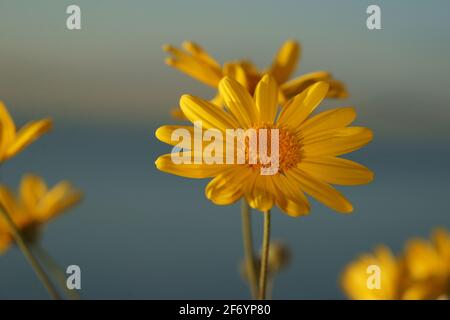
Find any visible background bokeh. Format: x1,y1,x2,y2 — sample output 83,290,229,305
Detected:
0,0,449,299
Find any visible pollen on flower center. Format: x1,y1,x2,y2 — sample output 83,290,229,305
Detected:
244,123,302,174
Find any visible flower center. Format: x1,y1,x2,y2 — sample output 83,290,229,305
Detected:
244,124,301,174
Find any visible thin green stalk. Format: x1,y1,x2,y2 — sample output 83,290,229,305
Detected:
33,244,80,300
0,206,61,299
241,199,258,299
258,210,271,300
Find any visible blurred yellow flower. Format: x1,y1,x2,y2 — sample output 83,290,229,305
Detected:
164,40,348,118
155,75,373,216
402,228,450,299
341,228,450,300
266,241,291,274
0,101,52,163
341,245,404,299
241,241,291,280
0,174,83,254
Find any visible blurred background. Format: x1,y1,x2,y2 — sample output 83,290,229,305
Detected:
0,0,449,299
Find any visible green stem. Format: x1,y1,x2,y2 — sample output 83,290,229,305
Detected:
241,199,258,299
258,210,271,300
33,244,80,300
0,206,61,300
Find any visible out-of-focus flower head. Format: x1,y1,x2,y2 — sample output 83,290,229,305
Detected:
0,174,83,254
163,40,348,119
341,228,450,300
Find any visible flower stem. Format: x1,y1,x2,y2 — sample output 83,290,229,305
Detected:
33,244,80,300
258,209,271,300
241,199,258,299
0,206,61,300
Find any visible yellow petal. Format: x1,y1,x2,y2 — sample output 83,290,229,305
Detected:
181,41,221,69
326,78,349,99
298,157,374,185
269,40,300,84
244,174,275,212
163,44,223,87
236,60,262,93
20,174,48,211
432,228,450,260
254,74,278,124
281,71,349,100
300,126,365,146
277,82,329,131
180,94,239,131
272,174,310,217
210,92,224,107
404,239,447,281
290,168,353,213
281,71,330,99
46,189,83,220
218,77,258,128
302,127,373,157
156,125,226,164
0,186,17,217
0,186,30,230
172,95,224,121
4,119,52,160
0,101,16,155
205,168,250,205
155,153,229,179
223,63,249,89
36,181,74,221
170,107,187,120
299,107,356,137
0,232,12,254
155,125,195,146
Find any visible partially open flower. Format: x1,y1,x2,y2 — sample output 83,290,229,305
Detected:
240,241,291,281
267,241,291,274
0,174,83,254
163,40,348,119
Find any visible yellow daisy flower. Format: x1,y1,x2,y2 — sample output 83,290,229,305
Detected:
0,101,52,163
0,174,83,254
341,246,404,300
341,228,450,300
402,228,450,299
164,40,348,118
155,75,373,216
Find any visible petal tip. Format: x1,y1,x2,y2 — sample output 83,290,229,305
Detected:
154,127,164,141
44,118,53,129
162,44,173,52
341,204,354,214
164,57,175,66
285,39,300,48
181,41,196,49
154,157,163,170
365,128,374,142
315,81,330,93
